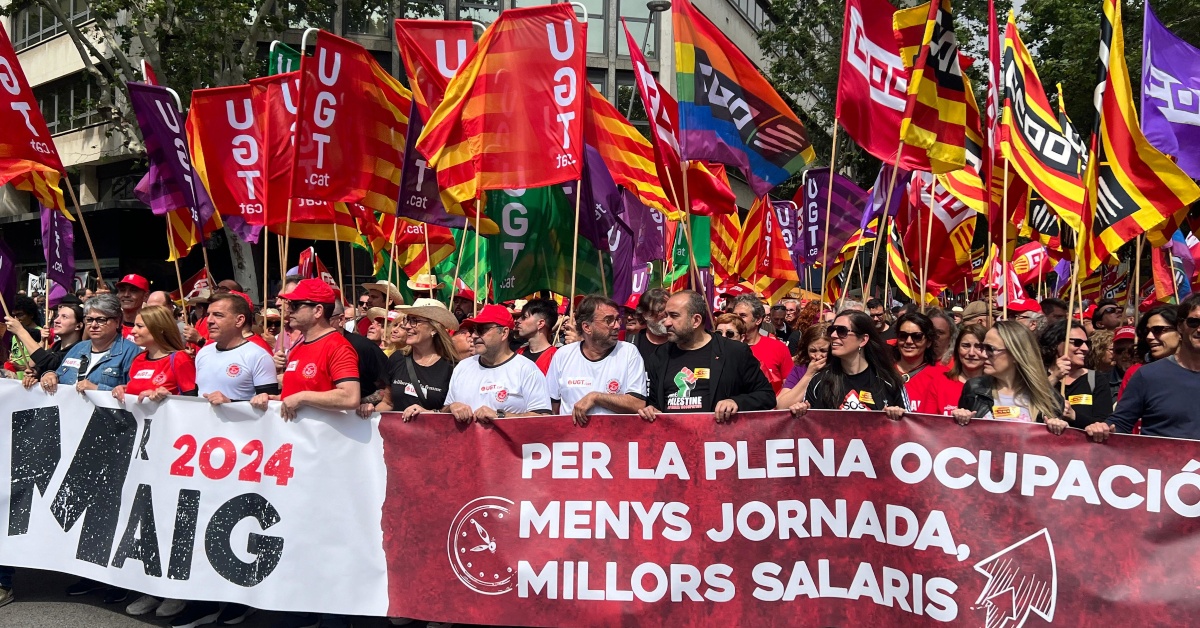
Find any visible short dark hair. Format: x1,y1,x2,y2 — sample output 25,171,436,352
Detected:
1093,298,1119,321
1037,319,1070,368
866,298,885,310
675,290,708,321
1039,298,1068,313
731,294,766,320
209,293,252,326
12,295,39,319
575,295,620,333
521,298,558,339
1177,292,1200,322
636,288,670,318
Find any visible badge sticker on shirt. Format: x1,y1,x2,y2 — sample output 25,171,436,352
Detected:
286,361,298,372
302,363,318,379
404,383,417,396
693,368,711,379
1068,394,1092,406
993,405,1020,419
226,364,241,377
841,391,868,411
858,390,875,406
496,388,509,402
606,379,620,393
152,372,167,385
63,358,81,370
566,378,593,387
134,369,155,380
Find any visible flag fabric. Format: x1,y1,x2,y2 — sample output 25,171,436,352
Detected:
837,0,907,163
861,164,911,231
1082,0,1200,272
771,200,801,280
710,211,742,287
575,146,627,255
268,41,302,75
982,244,1027,306
1098,265,1130,303
0,24,68,216
293,32,411,216
168,267,209,303
892,0,969,173
394,20,476,122
1052,258,1073,296
936,72,988,213
626,189,666,267
397,101,471,231
417,5,587,212
1000,14,1087,235
794,168,869,269
886,219,924,302
901,171,977,291
623,19,689,217
1141,1,1200,180
40,202,74,288
583,85,674,217
673,0,814,195
1011,241,1051,286
297,247,341,293
188,83,271,228
734,197,800,283
824,221,875,303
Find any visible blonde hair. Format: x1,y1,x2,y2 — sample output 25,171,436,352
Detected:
399,319,460,365
138,305,187,353
992,320,1061,421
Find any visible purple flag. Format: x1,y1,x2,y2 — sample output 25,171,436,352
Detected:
624,189,666,267
797,168,869,269
1053,258,1072,297
862,164,911,230
1142,2,1200,180
40,202,74,289
398,104,467,229
770,200,801,275
0,238,17,316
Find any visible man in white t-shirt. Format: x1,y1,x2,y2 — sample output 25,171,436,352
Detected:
547,295,647,425
196,294,279,403
444,304,551,422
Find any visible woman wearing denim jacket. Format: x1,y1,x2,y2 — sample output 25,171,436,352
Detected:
36,294,140,394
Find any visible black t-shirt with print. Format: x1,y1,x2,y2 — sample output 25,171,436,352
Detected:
1063,369,1112,429
387,353,454,411
808,367,907,411
661,342,716,413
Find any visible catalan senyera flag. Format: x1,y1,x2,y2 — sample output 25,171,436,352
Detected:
164,208,221,262
1081,0,1200,272
292,32,411,216
394,20,476,123
710,211,741,287
1000,14,1087,236
582,85,674,217
265,202,360,242
753,276,798,305
887,219,924,302
0,24,69,217
734,197,800,283
824,220,876,303
417,4,586,212
892,0,969,173
673,0,814,196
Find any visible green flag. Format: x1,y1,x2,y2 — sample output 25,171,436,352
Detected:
487,186,609,302
268,41,301,75
447,227,490,303
668,217,710,286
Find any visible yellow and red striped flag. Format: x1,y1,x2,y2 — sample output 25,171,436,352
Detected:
893,0,969,173
735,197,799,283
710,211,741,288
824,220,876,303
582,85,675,218
165,209,222,262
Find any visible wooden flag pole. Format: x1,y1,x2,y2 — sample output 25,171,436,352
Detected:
423,224,432,277
200,242,213,287
42,278,52,348
864,146,904,300
473,208,482,316
818,123,841,307
598,248,608,297
386,217,402,307
1060,263,1081,397
1132,235,1144,310
349,234,357,298
1000,161,1011,320
166,219,189,323
0,285,11,318
262,226,271,309
678,161,715,326
450,225,469,308
333,228,346,303
63,179,105,287
569,179,585,318
281,201,294,288
919,185,937,313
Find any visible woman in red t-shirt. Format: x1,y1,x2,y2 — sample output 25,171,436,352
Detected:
893,311,959,416
113,305,197,402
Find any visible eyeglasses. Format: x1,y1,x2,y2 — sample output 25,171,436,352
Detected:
828,325,857,339
718,330,740,338
896,331,925,343
1068,338,1091,348
469,324,501,337
84,316,113,326
266,322,281,330
358,300,370,308
1186,317,1200,329
1147,325,1177,337
981,343,1008,357
590,315,618,326
400,317,429,328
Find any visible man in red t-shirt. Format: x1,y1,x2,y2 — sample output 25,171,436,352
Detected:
115,274,149,339
731,295,794,393
251,279,360,420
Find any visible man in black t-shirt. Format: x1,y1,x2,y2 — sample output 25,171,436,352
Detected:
640,291,775,422
332,302,388,403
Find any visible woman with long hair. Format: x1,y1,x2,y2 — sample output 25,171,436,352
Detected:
953,320,1071,434
892,311,959,415
113,305,197,403
776,323,828,410
11,303,85,385
1039,320,1112,428
1118,305,1180,399
947,324,988,383
360,299,461,420
791,311,907,418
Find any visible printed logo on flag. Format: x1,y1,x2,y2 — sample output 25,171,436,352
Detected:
447,496,516,595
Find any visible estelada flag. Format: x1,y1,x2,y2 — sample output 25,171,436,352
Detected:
1000,14,1087,236
0,23,68,217
292,31,412,216
673,0,814,196
892,0,969,173
1080,0,1200,273
417,4,587,210
837,0,907,163
582,85,673,217
394,19,476,123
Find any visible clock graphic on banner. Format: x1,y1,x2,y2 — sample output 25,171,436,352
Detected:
446,496,516,595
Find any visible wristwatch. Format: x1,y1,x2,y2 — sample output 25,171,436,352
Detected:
495,410,506,418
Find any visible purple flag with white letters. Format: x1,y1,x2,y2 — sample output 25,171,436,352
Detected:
398,103,467,229
795,168,869,269
1142,2,1200,180
40,202,74,289
625,190,665,267
862,163,910,230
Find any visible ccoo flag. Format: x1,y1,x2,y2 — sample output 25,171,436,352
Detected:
1141,1,1200,181
417,5,587,211
837,0,907,164
1081,0,1200,272
673,0,814,196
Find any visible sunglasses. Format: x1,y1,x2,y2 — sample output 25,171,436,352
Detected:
358,300,370,307
1068,338,1091,348
981,343,1008,357
828,325,857,339
896,331,925,343
1098,307,1121,317
1147,325,1177,337
1186,317,1200,329
718,330,740,338
470,324,501,337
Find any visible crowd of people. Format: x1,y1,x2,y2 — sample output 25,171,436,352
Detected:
2,270,1199,628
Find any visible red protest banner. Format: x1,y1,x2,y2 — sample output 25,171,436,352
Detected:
380,410,1200,626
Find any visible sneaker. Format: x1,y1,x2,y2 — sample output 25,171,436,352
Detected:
157,598,187,617
273,613,320,628
0,587,13,608
65,579,104,596
216,604,255,625
102,588,130,605
125,594,161,616
170,602,220,628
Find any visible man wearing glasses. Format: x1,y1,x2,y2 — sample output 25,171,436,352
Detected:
250,279,360,420
1088,293,1200,442
1092,298,1124,332
546,295,647,425
867,298,896,341
443,304,551,422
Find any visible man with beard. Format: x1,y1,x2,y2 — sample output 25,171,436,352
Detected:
515,298,559,374
628,288,670,362
443,304,551,422
546,295,647,425
115,274,149,339
639,291,775,423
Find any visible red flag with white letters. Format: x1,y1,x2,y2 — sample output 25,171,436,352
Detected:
187,83,269,226
836,0,907,163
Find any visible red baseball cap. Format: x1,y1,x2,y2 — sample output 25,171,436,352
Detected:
278,278,338,304
116,274,150,292
227,290,254,314
1114,326,1136,342
1007,298,1040,314
460,304,515,330
723,284,753,297
454,287,476,301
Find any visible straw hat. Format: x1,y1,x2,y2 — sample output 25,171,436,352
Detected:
361,281,404,306
406,274,444,292
394,298,460,332
187,289,212,306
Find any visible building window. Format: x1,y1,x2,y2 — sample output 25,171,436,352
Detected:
343,0,391,35
10,0,91,51
615,71,649,139
726,0,769,32
403,0,447,19
35,74,103,136
617,0,659,59
458,0,500,26
287,0,335,29
510,0,605,55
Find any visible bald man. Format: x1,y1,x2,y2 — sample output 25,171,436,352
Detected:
145,291,174,308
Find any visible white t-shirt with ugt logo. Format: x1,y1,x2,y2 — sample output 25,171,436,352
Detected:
445,353,552,414
546,341,647,416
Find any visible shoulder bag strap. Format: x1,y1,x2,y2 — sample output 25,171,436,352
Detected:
403,354,428,403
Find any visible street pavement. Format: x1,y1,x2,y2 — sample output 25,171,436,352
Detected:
0,568,419,628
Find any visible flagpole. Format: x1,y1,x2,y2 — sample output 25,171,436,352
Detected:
423,224,432,276
920,186,937,313
166,219,189,323
1001,160,1010,320
473,207,481,316
597,248,608,297
281,200,294,289
42,278,52,348
63,179,105,288
262,227,271,310
864,146,904,300
333,228,346,303
1132,235,1143,309
569,179,585,316
349,234,357,297
678,161,715,326
819,123,841,308
387,216,401,308
450,227,468,308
